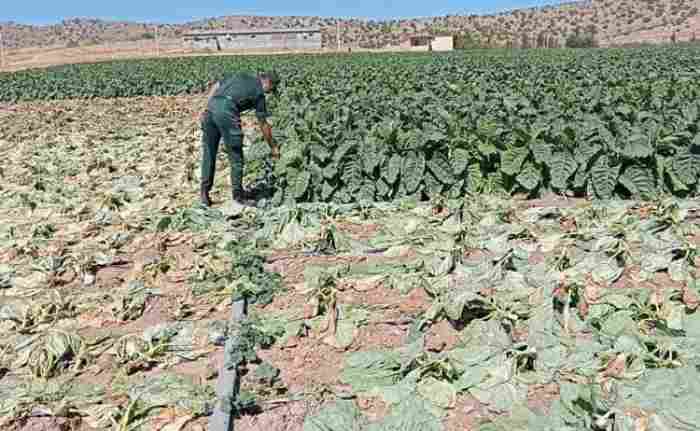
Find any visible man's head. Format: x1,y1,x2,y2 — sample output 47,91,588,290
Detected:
259,71,280,94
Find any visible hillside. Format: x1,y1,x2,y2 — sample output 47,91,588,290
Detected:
0,0,698,51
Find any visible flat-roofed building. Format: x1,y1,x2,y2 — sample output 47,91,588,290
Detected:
183,27,322,51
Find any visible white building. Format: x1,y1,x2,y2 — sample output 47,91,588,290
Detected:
183,28,322,51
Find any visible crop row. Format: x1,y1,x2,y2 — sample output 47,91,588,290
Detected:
3,48,700,201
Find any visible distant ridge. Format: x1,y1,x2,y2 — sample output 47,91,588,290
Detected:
0,0,698,50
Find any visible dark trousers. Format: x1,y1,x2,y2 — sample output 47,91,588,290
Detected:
200,97,245,200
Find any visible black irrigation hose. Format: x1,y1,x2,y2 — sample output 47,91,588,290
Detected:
208,297,247,431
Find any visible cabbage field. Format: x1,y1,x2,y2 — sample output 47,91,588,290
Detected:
2,48,700,431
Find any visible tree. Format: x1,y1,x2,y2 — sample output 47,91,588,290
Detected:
565,32,597,48
454,32,480,49
520,32,530,48
536,31,546,48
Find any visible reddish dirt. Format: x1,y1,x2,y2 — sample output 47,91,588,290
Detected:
463,249,492,264
182,418,207,431
265,255,368,286
0,247,19,264
94,264,131,289
511,324,530,344
357,395,389,423
528,248,547,265
265,252,420,287
256,337,348,395
73,352,120,390
521,194,589,209
425,320,462,353
335,221,381,241
527,383,560,415
611,264,686,296
13,417,74,431
352,324,407,351
234,400,316,431
242,256,433,426
559,216,578,233
118,295,171,333
688,233,700,247
339,283,432,316
444,395,487,431
610,265,641,290
258,282,307,316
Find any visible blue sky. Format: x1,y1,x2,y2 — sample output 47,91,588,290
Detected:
3,0,561,25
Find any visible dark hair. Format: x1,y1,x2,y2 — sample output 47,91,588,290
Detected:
259,71,280,90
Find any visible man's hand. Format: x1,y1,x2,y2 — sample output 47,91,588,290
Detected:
270,142,280,161
259,119,278,160
197,109,208,125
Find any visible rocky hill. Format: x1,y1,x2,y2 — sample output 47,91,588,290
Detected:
1,0,698,50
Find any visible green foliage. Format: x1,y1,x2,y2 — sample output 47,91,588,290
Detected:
548,152,578,190
225,240,283,306
224,316,282,369
591,155,619,199
3,49,700,201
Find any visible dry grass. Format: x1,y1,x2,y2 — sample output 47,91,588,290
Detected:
0,39,427,73
1,39,339,73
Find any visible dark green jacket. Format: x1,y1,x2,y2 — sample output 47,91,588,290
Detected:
210,73,270,121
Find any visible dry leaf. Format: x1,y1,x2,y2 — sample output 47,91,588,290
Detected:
350,275,384,292
584,283,601,304
648,290,663,307
602,353,627,379
319,297,338,335
160,415,194,431
304,296,320,319
635,415,649,431
682,286,699,310
578,299,589,319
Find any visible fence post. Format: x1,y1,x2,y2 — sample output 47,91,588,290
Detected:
0,31,6,71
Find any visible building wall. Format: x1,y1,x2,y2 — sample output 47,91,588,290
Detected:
185,31,322,51
431,36,454,51
188,37,218,50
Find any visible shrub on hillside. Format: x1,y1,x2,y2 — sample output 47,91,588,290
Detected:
565,32,598,48
454,33,481,49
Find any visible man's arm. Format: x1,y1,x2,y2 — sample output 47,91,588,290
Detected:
259,119,279,160
206,80,220,100
255,93,279,160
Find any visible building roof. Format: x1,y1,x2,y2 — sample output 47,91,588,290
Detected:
183,27,321,37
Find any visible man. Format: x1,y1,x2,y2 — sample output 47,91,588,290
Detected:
198,71,280,207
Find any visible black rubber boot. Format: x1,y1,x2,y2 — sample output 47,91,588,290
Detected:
231,189,256,208
201,190,212,207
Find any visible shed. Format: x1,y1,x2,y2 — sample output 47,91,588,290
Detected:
400,34,454,51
